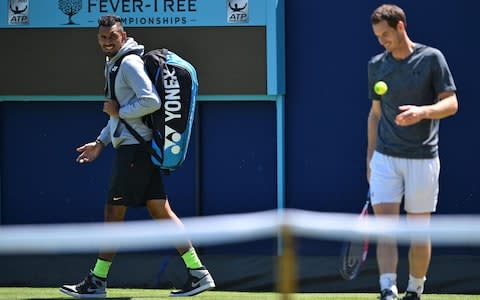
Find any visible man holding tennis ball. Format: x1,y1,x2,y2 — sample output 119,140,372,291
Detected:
367,4,458,300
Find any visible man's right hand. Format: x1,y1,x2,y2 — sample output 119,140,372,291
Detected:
76,140,104,163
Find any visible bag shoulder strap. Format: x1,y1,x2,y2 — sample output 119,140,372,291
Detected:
106,51,138,100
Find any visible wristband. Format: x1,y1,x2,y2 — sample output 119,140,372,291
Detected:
95,139,105,147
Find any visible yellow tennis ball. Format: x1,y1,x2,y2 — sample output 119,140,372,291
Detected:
374,81,388,95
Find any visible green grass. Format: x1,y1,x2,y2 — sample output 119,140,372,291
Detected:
0,288,479,300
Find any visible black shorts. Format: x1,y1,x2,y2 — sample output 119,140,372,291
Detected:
107,144,166,207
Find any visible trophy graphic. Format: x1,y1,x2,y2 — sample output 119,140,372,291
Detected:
58,0,82,25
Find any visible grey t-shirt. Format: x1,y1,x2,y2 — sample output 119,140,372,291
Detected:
368,43,456,158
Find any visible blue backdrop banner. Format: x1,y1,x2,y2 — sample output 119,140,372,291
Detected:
1,0,268,28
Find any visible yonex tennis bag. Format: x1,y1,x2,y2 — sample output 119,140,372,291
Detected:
110,48,198,173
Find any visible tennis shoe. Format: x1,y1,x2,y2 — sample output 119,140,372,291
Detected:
402,291,421,300
170,266,215,297
379,289,399,300
60,270,106,298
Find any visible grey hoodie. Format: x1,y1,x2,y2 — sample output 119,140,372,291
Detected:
97,37,160,148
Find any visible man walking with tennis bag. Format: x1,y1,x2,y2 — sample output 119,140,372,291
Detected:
60,15,215,298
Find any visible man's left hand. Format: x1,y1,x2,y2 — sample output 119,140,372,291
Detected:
395,105,426,126
103,99,119,117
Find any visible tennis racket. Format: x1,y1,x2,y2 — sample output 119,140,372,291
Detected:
339,191,370,280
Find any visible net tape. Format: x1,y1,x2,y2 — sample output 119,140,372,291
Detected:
0,209,479,254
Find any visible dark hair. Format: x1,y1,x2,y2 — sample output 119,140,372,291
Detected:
371,4,406,29
98,15,124,30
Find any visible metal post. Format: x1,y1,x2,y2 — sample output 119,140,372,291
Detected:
277,226,296,299
276,95,286,255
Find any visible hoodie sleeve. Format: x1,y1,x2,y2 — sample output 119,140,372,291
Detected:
97,119,112,146
118,55,161,119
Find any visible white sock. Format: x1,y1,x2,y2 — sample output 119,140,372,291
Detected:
407,274,426,295
380,273,398,295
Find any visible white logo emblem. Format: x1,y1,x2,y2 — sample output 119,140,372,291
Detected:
227,0,248,23
163,66,183,156
165,125,182,155
8,0,29,25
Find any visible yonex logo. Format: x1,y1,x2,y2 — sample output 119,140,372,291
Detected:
165,125,181,155
163,66,181,122
163,66,182,155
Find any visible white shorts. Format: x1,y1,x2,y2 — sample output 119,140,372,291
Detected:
369,151,440,213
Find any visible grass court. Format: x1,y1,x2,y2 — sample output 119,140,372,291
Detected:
1,288,480,299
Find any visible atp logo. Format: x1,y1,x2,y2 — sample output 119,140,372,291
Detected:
227,0,248,23
10,2,27,14
8,0,29,25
